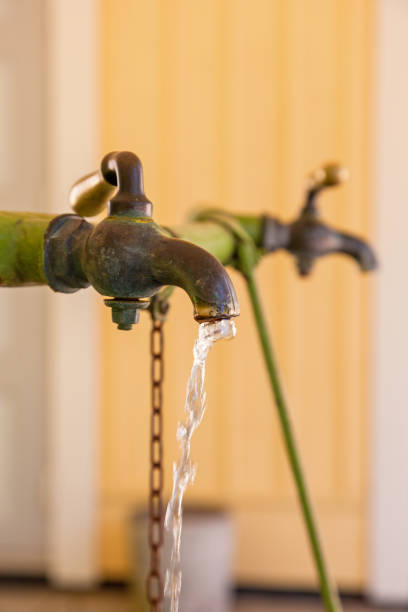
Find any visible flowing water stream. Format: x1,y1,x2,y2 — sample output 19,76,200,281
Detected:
164,318,236,612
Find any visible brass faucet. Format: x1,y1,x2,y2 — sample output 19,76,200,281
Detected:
261,162,378,275
44,151,240,329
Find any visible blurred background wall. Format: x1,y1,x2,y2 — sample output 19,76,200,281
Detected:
99,0,374,591
7,0,408,603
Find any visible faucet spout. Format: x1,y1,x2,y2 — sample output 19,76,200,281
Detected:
331,230,377,272
287,218,378,275
260,161,379,276
151,235,240,321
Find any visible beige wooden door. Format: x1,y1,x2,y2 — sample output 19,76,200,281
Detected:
99,0,374,590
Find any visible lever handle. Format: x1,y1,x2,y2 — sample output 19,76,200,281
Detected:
306,162,349,193
69,151,152,218
69,170,117,217
301,162,349,218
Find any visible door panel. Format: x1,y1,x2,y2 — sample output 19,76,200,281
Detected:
100,0,374,589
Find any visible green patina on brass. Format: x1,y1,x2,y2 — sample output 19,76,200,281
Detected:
44,152,240,326
0,211,53,286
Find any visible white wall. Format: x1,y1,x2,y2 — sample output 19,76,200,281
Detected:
370,0,408,604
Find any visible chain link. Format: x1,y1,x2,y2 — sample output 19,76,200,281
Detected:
147,318,165,610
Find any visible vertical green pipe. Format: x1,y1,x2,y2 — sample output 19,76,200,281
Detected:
245,271,342,612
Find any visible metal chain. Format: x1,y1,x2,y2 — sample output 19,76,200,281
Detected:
147,317,165,610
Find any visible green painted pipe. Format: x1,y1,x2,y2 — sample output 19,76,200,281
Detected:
245,270,342,612
0,211,53,285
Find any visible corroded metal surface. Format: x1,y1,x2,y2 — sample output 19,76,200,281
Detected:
104,297,150,331
43,214,92,293
45,151,239,328
44,212,240,326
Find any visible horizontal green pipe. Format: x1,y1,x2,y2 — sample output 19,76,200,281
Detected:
172,221,237,263
174,215,264,262
0,211,264,288
0,211,53,285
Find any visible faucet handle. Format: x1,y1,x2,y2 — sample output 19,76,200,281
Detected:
69,169,117,217
69,151,152,218
302,162,349,218
285,162,377,275
305,162,349,193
